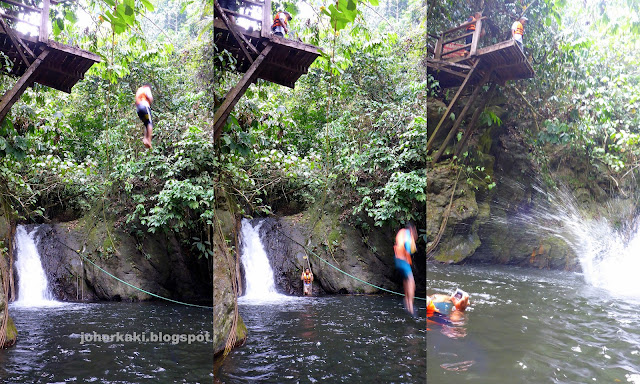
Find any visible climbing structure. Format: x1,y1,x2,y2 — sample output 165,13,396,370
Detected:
0,0,100,122
213,0,320,141
426,17,535,163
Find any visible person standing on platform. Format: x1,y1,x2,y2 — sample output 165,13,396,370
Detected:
272,11,292,37
464,12,482,55
512,16,528,50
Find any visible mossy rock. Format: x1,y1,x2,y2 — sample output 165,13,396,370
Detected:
3,315,17,348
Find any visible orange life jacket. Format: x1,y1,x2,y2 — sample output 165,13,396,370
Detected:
466,16,476,31
302,272,312,284
513,21,524,36
272,12,288,29
394,229,414,265
427,298,437,316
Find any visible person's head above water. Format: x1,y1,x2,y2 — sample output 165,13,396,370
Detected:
451,288,470,311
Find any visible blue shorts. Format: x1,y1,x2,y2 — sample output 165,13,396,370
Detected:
395,258,413,280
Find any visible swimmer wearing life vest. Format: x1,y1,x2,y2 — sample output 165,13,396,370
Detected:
135,84,154,149
429,288,470,318
301,268,313,296
394,223,417,316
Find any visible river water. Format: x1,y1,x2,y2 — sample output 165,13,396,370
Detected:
0,302,213,383
427,262,640,383
217,295,426,383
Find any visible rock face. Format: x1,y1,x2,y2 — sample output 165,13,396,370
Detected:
0,216,17,348
213,211,247,357
26,221,211,304
254,210,426,297
425,97,640,271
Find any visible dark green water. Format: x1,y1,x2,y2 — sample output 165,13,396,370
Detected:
0,302,213,383
427,262,640,383
217,295,426,383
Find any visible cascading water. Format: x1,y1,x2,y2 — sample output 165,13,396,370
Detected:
503,186,640,297
239,219,288,302
13,225,58,306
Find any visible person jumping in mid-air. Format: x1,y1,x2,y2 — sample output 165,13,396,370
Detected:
394,222,417,316
135,84,154,149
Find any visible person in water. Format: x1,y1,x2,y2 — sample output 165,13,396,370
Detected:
135,84,154,149
301,268,313,296
394,222,417,315
429,288,470,317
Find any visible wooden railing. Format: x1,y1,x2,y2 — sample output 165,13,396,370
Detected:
432,16,485,60
0,0,53,42
216,0,273,38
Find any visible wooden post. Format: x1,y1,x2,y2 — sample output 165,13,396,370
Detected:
426,60,478,151
39,0,49,43
434,35,442,60
214,0,258,64
0,49,49,122
431,70,492,163
0,17,31,67
262,0,272,38
454,83,496,157
214,44,273,141
470,19,481,56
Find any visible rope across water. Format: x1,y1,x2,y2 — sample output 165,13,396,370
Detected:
55,238,213,309
274,228,427,301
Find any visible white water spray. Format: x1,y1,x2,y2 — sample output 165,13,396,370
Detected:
239,219,288,302
508,186,640,297
13,225,58,306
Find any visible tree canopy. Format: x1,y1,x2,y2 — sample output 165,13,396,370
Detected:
215,0,426,235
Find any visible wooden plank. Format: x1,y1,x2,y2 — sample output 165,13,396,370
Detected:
427,64,468,79
0,48,47,122
442,31,473,46
39,0,48,42
454,83,496,157
265,57,307,74
47,40,101,61
214,44,273,141
434,36,442,60
261,0,271,38
441,43,470,57
240,0,264,7
0,0,41,13
220,8,263,23
470,19,481,56
441,16,487,36
0,17,30,67
427,58,472,71
0,12,38,27
426,60,478,151
215,0,257,63
431,69,493,163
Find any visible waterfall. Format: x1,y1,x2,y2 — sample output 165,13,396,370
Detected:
13,225,58,306
239,219,288,302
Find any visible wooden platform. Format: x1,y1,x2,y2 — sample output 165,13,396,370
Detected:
214,19,320,88
0,25,100,93
427,39,534,89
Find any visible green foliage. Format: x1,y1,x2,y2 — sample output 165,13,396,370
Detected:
216,0,425,228
0,0,213,260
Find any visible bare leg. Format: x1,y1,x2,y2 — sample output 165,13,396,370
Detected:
143,124,153,148
404,276,415,314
